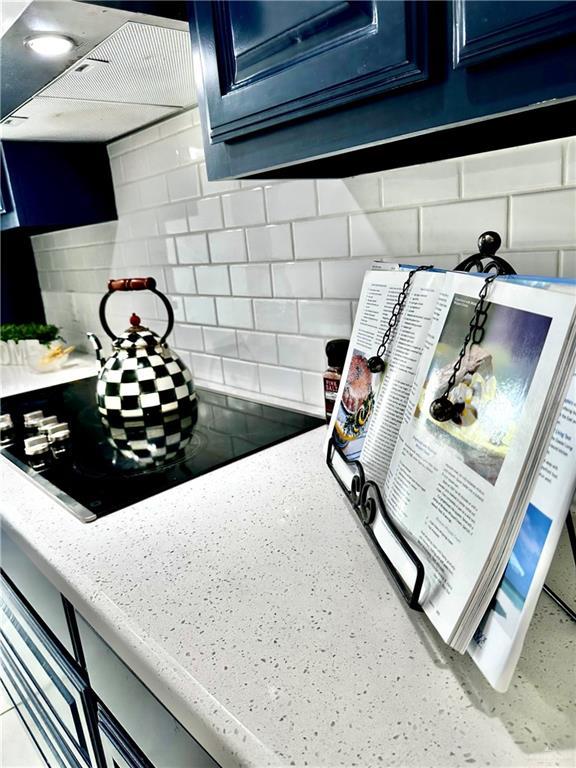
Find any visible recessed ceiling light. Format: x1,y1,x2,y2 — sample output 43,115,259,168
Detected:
25,34,75,57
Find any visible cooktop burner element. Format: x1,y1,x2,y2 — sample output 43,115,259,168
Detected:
0,377,323,522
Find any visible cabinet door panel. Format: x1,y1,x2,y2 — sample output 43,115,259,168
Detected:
454,0,576,68
1,530,74,656
1,638,84,768
76,613,219,768
1,576,95,766
98,705,154,768
195,0,428,142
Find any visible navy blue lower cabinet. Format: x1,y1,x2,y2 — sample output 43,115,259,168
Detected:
76,613,220,768
0,141,117,233
190,0,576,179
0,574,97,767
97,705,154,768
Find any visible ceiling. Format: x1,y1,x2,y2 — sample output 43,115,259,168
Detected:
0,0,197,142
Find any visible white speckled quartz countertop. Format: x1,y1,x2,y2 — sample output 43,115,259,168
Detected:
1,366,574,768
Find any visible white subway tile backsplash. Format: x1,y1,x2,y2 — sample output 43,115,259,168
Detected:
230,264,271,297
167,165,200,201
510,189,576,247
253,299,298,333
190,352,224,384
115,182,141,214
222,189,266,227
110,123,160,155
121,240,149,267
176,233,210,264
382,162,459,207
184,296,217,325
566,140,575,185
350,209,419,257
321,258,374,299
173,324,204,351
298,300,352,337
317,176,380,215
559,250,576,278
259,364,302,401
121,147,150,181
421,198,507,253
272,262,321,298
208,229,247,263
156,203,188,235
293,217,349,260
195,265,230,295
463,142,562,198
146,135,182,175
167,294,185,322
199,163,240,196
203,327,238,356
128,210,158,238
265,181,316,222
36,108,569,414
237,331,278,364
500,250,560,276
108,155,125,187
246,224,293,262
277,335,325,372
173,126,205,165
216,297,253,328
148,237,177,265
302,371,325,409
140,175,169,208
187,197,223,232
223,358,260,391
165,266,196,294
158,109,195,137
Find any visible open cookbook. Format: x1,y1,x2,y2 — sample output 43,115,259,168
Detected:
325,264,576,691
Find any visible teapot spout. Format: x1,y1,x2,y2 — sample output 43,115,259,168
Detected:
87,332,105,369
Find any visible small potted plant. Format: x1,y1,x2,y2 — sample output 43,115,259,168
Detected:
0,323,73,370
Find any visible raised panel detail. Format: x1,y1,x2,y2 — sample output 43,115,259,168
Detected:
454,0,576,68
195,0,428,143
227,2,374,83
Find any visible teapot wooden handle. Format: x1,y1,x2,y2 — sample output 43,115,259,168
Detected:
99,277,174,343
108,277,157,292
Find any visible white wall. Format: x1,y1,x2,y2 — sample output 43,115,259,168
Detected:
31,108,575,414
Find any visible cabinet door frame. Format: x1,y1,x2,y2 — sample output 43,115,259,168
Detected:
97,704,155,768
453,0,576,68
194,0,429,143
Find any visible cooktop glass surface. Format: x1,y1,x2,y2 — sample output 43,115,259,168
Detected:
1,377,323,521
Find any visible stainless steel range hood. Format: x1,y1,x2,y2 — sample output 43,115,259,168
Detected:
0,0,196,142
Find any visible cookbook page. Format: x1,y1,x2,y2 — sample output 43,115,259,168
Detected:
325,267,446,475
468,279,576,690
380,272,576,648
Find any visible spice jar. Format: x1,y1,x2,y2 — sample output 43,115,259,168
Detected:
323,339,349,423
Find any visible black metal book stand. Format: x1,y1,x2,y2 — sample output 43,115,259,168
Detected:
326,231,576,623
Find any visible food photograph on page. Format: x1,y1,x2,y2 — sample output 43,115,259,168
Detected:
473,502,553,644
414,295,552,485
333,349,383,460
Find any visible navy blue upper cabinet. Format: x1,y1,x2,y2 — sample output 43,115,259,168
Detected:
1,141,117,233
453,0,576,68
190,0,576,179
198,1,428,143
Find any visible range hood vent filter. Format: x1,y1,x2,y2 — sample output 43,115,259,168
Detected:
40,21,195,108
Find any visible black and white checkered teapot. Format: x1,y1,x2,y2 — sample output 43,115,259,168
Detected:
87,277,197,465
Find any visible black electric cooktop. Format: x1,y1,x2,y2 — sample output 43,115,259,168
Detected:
0,377,323,522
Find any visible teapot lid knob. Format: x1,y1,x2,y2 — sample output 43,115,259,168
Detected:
130,313,141,327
